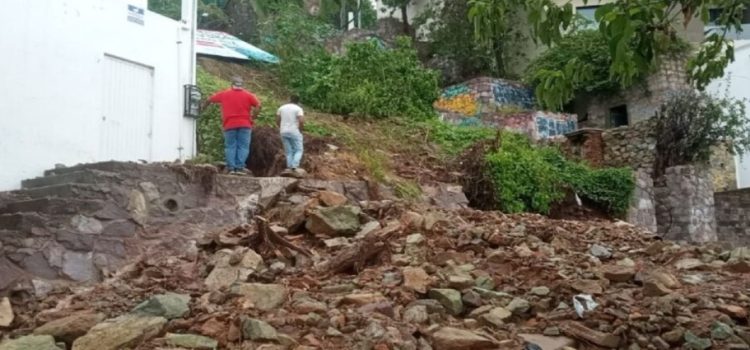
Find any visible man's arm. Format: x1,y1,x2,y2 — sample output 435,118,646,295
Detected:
201,92,222,112
298,113,305,132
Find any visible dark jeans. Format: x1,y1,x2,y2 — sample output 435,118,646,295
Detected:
224,127,251,171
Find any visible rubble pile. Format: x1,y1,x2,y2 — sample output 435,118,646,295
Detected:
2,185,750,350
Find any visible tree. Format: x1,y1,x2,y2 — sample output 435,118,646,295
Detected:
469,0,750,109
382,0,412,34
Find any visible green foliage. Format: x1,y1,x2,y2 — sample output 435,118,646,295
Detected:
413,0,496,82
655,89,750,176
525,30,625,109
484,132,634,215
148,0,182,20
422,119,496,155
196,68,228,161
470,0,747,105
148,0,229,28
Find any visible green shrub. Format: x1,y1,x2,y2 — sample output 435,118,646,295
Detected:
483,132,634,215
422,119,496,155
196,68,228,162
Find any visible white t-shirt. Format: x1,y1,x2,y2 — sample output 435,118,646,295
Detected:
278,103,304,134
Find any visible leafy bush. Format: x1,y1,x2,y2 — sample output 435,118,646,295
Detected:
483,132,634,215
655,89,750,178
261,4,439,119
422,119,496,155
196,68,228,161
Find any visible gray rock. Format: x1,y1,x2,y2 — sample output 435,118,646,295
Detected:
530,286,550,296
590,244,612,259
305,206,361,236
675,258,705,270
462,290,482,307
242,318,278,341
428,289,464,316
165,333,218,349
132,293,191,320
684,331,711,350
204,248,263,290
34,311,106,344
480,307,511,327
72,314,167,350
507,298,530,314
0,335,63,350
403,305,429,324
229,283,288,311
70,215,103,234
711,321,734,340
62,251,99,282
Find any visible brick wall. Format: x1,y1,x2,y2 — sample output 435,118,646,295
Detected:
715,188,750,245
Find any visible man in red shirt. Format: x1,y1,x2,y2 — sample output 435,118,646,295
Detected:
201,76,261,175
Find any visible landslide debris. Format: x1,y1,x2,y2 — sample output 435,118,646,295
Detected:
2,184,750,350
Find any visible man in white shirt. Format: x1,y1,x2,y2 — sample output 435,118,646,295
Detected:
276,95,306,176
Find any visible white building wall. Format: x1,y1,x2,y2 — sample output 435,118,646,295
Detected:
708,40,750,188
0,0,197,190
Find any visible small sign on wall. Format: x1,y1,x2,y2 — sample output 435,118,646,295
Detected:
127,4,144,25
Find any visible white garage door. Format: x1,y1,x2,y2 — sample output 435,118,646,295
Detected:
100,54,154,162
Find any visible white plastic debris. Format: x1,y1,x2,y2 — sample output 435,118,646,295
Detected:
573,294,598,318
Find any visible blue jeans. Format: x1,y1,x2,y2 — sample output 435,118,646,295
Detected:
281,132,304,169
224,128,252,171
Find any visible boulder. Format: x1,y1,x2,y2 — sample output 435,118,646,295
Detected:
711,321,734,340
305,206,361,236
34,311,106,344
132,293,190,320
204,248,264,290
229,283,288,311
0,335,63,350
72,314,167,350
506,298,530,314
684,331,711,350
242,318,278,341
480,307,512,327
428,289,464,316
589,244,612,259
430,327,495,350
165,333,219,349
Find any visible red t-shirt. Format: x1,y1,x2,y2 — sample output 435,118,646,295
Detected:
209,88,261,130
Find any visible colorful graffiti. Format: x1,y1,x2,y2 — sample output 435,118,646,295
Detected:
435,93,478,116
492,81,535,110
535,112,577,139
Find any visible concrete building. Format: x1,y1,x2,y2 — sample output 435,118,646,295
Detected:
0,0,199,191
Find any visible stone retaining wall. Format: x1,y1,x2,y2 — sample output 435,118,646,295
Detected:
627,169,657,233
601,118,657,172
715,188,750,245
655,165,717,243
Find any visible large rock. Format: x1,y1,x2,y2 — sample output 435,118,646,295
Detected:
132,293,190,319
0,297,13,327
480,307,512,327
0,335,63,350
428,289,464,316
165,333,218,349
402,267,431,293
317,190,348,206
600,265,635,282
72,314,166,350
422,183,469,210
242,318,278,341
430,327,495,350
33,311,106,344
62,251,99,282
305,206,361,236
204,248,264,290
229,283,288,311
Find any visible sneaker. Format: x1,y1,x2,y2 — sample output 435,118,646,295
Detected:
229,170,242,176
280,168,294,177
292,168,308,178
237,168,253,176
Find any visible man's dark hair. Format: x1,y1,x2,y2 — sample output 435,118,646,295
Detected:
290,95,300,104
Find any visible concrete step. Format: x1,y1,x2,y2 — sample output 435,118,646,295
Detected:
22,169,118,189
0,198,104,215
43,161,135,177
10,183,109,201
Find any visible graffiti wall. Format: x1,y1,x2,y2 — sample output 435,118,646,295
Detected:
435,77,577,140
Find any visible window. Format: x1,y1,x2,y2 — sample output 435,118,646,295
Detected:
577,6,600,29
709,7,750,25
609,105,629,127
